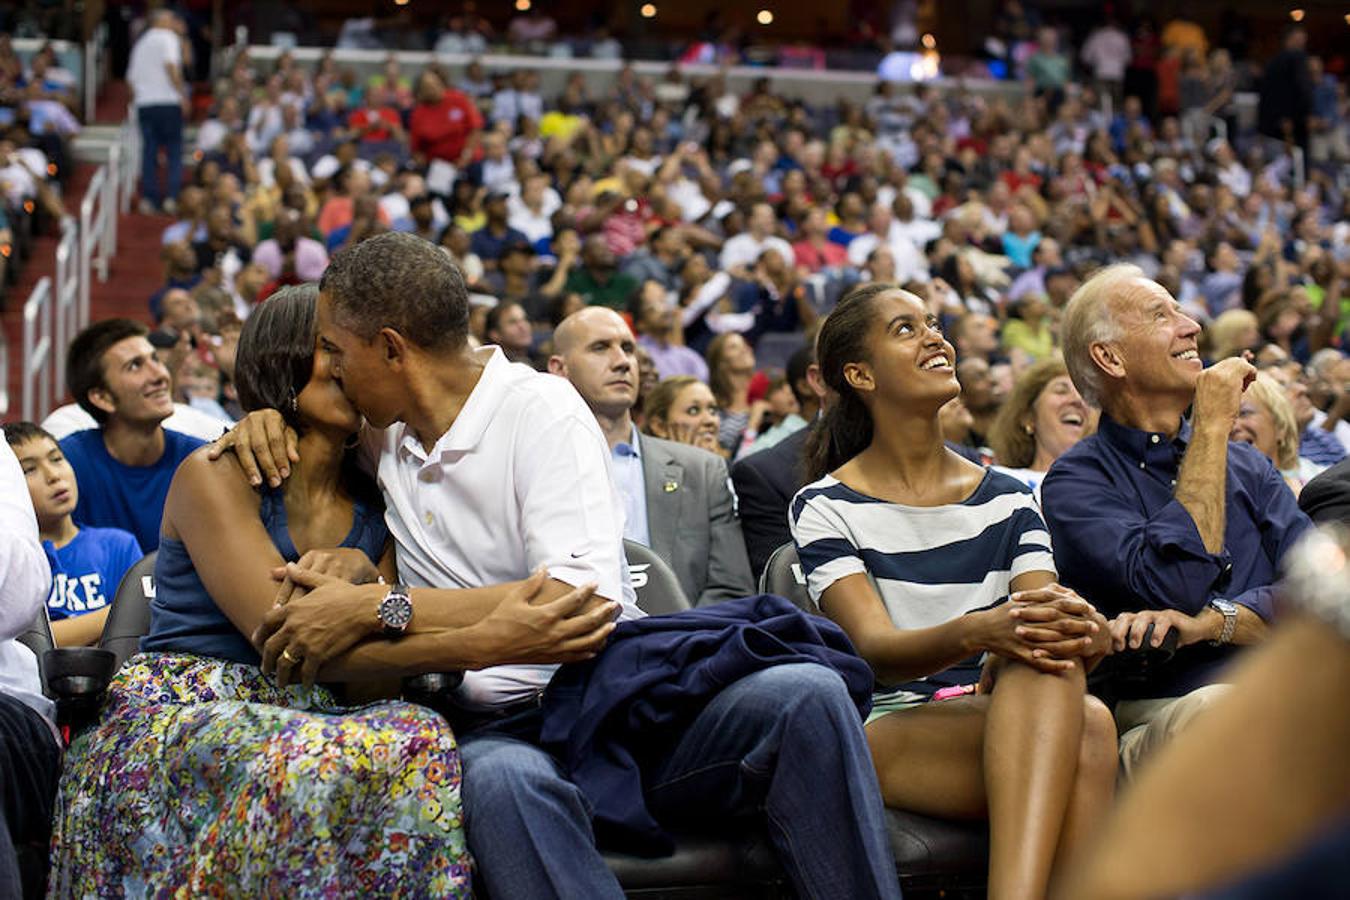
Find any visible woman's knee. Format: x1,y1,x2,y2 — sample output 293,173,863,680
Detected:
1078,695,1118,782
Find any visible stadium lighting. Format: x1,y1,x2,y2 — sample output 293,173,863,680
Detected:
921,33,936,49
393,0,410,6
1289,8,1304,21
756,9,774,25
515,0,531,9
640,3,657,18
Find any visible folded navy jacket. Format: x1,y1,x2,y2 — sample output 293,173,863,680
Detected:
539,593,874,855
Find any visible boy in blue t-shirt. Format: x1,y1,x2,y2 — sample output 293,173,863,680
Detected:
5,422,143,647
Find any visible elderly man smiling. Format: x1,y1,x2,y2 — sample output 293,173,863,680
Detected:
1041,265,1312,779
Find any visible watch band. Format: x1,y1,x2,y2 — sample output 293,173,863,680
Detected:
1208,599,1238,645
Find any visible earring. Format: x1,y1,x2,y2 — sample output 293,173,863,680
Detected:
289,391,298,413
1024,425,1034,436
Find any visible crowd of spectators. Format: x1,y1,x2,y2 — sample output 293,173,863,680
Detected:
2,4,1350,897
108,14,1348,493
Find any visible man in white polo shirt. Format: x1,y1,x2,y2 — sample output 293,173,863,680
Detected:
222,233,900,900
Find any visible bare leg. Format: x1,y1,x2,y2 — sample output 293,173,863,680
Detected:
984,662,1086,900
1052,695,1117,878
866,661,1098,900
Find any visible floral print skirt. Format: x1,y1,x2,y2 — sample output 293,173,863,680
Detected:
48,652,473,899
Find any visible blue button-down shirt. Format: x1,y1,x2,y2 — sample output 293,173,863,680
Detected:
611,423,651,547
1042,414,1312,699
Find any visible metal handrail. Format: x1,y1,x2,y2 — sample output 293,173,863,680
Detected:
53,216,80,399
78,164,107,331
0,326,9,419
22,277,53,422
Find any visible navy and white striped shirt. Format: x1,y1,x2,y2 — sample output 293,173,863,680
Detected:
790,468,1056,697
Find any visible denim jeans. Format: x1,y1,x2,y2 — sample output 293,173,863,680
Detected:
460,663,901,900
0,693,62,899
137,104,182,208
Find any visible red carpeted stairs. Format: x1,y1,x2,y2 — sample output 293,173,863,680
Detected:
3,81,172,423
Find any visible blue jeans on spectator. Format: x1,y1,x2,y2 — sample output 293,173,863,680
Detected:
460,663,901,900
0,693,62,899
137,104,182,209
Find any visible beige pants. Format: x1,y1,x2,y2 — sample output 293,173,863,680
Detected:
1114,683,1231,782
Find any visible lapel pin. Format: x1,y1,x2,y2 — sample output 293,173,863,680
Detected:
663,481,678,493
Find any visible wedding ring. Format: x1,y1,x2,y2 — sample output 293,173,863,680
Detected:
281,648,302,665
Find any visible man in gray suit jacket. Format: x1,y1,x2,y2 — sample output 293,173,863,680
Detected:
549,307,755,606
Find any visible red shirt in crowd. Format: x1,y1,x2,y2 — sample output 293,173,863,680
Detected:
792,239,848,272
410,89,485,163
348,106,402,142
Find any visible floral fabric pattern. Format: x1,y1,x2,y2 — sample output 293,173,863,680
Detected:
48,652,473,899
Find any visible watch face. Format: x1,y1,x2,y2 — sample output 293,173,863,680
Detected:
380,593,413,629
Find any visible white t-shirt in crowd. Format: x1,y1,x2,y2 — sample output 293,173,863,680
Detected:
127,26,183,108
719,233,794,272
41,403,228,443
369,347,642,710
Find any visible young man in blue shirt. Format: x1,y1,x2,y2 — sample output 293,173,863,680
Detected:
1043,264,1312,779
59,318,205,553
5,422,143,647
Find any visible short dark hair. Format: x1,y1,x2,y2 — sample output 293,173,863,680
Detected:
485,299,529,339
319,232,469,351
785,344,816,407
67,318,150,424
234,283,318,433
3,420,56,448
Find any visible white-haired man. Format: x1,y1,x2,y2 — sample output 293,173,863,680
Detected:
1041,264,1312,778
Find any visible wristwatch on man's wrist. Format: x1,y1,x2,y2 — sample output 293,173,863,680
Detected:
377,583,414,636
1208,598,1238,646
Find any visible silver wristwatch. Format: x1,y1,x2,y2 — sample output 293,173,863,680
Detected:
377,583,414,636
1208,598,1238,646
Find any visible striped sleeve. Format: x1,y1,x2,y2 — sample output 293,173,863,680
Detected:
790,493,866,603
1008,500,1057,580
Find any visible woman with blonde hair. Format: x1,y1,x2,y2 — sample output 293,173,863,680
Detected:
1205,308,1259,363
641,375,722,455
1231,372,1326,497
989,355,1096,499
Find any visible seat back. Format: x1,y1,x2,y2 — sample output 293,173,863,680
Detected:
758,542,819,616
623,540,691,616
16,608,55,698
100,552,157,668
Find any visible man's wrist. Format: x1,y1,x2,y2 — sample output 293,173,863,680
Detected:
1197,605,1224,642
365,582,390,635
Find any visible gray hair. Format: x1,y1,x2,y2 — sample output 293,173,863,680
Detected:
1309,347,1343,379
1061,264,1144,406
319,232,469,351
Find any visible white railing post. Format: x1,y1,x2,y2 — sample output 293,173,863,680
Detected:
102,145,119,278
53,217,80,399
1293,146,1305,191
0,327,9,419
79,166,105,330
22,277,53,423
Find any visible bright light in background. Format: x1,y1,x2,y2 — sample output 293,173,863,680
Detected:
756,9,774,25
640,3,657,18
393,0,409,6
1290,8,1304,21
515,0,531,9
921,33,936,49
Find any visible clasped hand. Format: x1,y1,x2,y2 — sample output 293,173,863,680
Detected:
981,584,1111,677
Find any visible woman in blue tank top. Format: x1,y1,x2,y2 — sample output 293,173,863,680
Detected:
49,285,473,897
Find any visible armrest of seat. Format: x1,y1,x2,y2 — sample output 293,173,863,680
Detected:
42,647,118,728
1088,622,1182,704
402,671,465,715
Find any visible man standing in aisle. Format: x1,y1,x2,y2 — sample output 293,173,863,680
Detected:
128,10,189,215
